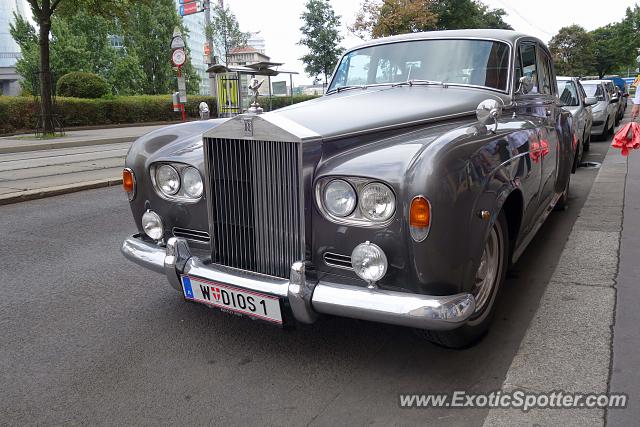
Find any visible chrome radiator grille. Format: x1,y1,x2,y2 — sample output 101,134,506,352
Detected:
204,137,302,278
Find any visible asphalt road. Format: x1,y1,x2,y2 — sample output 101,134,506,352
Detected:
0,138,609,426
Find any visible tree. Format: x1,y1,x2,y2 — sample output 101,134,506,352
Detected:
11,10,146,96
590,24,624,78
351,0,511,40
122,0,200,95
205,4,250,65
14,0,200,101
299,0,345,85
431,0,511,30
548,25,594,77
351,0,437,39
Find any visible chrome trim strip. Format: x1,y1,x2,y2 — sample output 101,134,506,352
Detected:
323,252,353,270
122,235,476,331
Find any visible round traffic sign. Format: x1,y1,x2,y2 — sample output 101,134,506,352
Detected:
172,49,186,66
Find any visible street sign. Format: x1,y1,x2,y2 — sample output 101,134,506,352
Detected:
171,27,185,50
171,36,185,50
179,1,204,16
172,49,186,67
177,76,187,103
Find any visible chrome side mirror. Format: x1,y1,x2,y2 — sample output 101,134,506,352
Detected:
584,97,597,106
476,99,502,133
516,76,533,95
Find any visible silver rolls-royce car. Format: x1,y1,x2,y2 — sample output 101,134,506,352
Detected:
121,29,575,348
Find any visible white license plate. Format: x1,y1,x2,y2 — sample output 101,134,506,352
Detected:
181,275,283,324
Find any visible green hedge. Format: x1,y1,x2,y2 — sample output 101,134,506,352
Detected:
57,72,111,98
0,94,319,135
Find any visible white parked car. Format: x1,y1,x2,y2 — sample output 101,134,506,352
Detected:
580,80,619,139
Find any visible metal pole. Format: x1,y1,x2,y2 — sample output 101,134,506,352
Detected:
268,75,272,111
204,0,216,98
290,74,293,105
178,66,186,122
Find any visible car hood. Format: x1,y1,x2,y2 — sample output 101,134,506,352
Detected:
271,85,510,140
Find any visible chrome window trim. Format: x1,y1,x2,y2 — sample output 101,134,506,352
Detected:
327,37,514,96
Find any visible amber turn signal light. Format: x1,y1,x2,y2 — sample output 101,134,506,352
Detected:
123,168,136,200
410,196,430,227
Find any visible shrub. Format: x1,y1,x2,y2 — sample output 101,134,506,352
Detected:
0,94,319,135
56,72,111,98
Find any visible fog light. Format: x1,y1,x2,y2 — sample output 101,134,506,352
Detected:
142,210,164,241
351,241,387,285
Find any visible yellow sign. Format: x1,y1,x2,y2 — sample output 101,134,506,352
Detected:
217,74,239,115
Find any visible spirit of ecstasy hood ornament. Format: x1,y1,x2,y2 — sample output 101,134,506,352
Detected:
247,78,264,114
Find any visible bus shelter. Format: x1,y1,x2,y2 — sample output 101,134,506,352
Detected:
207,62,298,117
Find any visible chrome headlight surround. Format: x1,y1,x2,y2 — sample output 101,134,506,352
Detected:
315,176,396,227
150,162,204,203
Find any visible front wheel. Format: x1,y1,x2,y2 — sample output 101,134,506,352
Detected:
418,212,508,349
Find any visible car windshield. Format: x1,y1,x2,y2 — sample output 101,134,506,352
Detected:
582,83,605,101
328,39,510,92
557,80,579,106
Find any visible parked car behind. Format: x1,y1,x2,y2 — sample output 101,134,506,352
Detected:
121,29,577,348
605,76,630,121
580,80,618,139
603,80,625,125
557,76,595,169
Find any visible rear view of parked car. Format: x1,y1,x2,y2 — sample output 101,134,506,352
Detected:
557,77,595,169
581,80,618,139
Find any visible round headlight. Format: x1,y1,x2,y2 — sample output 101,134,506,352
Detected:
182,167,203,198
156,164,180,195
359,182,395,221
351,241,388,283
323,179,357,217
141,210,164,240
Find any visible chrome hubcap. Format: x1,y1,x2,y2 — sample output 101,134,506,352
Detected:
473,226,500,313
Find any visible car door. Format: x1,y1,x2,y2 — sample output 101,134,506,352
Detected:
512,41,545,236
534,44,562,211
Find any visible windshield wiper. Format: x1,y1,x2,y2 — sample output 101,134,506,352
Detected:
391,79,446,88
325,85,366,95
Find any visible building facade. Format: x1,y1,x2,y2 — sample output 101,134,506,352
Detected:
226,47,270,67
0,0,29,96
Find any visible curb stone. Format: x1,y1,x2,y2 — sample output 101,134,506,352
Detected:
0,137,133,155
482,144,626,426
0,178,123,206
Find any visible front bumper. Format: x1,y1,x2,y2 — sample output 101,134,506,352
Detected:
121,234,476,331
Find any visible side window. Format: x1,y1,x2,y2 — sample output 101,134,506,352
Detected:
519,43,538,94
535,47,552,95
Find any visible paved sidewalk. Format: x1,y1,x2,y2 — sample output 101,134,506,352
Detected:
483,116,635,426
0,124,167,154
0,124,170,204
608,119,640,426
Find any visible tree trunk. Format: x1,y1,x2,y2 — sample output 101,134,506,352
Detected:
38,17,54,134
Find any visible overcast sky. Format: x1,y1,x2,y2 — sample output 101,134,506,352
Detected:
228,0,637,86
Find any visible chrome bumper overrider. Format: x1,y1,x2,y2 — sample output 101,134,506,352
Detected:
121,235,476,330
